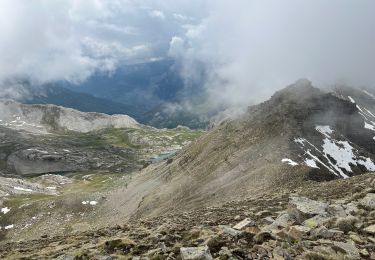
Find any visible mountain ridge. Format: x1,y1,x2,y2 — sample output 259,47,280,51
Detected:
96,81,375,222
0,99,140,133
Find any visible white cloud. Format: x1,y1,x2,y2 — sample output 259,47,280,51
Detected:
149,10,165,20
173,13,194,22
169,0,375,107
168,37,185,58
0,0,204,87
1,0,375,109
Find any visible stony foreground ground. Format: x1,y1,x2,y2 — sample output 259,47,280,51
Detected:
1,173,375,260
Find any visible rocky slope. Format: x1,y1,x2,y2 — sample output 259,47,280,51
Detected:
0,110,203,245
0,123,202,177
1,172,374,259
0,100,139,133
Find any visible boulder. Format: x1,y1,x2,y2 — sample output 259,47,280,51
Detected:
180,246,213,260
358,193,375,210
287,196,328,224
310,226,343,239
243,226,261,240
332,241,360,260
302,215,330,229
263,217,275,225
344,203,360,215
271,213,294,228
349,233,364,244
220,226,242,237
363,224,375,235
326,204,347,217
287,225,311,240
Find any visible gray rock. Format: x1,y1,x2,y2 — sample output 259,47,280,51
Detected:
287,196,328,224
302,215,331,229
332,241,360,260
358,193,375,210
0,153,6,160
310,226,343,239
233,218,255,230
263,216,275,225
363,224,375,235
218,247,232,258
220,226,242,237
344,203,360,215
327,204,347,217
180,246,213,260
8,151,77,176
271,213,294,228
287,225,311,240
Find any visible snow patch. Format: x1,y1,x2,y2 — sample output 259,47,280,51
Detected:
348,96,356,103
1,207,10,214
14,187,33,192
321,139,355,172
26,148,48,154
4,224,14,230
315,125,333,138
82,200,98,206
362,89,375,99
304,159,319,169
294,125,375,178
281,158,298,166
365,122,375,131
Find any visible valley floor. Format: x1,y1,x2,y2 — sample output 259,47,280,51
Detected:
1,173,375,259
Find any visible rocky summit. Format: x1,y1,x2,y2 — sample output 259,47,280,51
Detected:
1,81,375,259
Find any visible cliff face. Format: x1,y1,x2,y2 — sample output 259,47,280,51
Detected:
0,100,140,133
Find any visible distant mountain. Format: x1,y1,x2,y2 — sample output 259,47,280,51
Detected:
23,84,140,117
36,83,212,129
62,59,198,109
2,60,212,129
0,99,139,133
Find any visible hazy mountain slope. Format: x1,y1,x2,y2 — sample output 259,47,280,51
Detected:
2,60,212,129
62,59,189,108
24,84,139,117
98,80,375,222
60,59,211,129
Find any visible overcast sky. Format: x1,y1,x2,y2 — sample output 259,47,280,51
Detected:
0,0,374,106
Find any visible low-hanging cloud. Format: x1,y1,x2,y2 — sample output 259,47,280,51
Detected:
1,0,375,110
169,0,375,108
0,0,205,88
